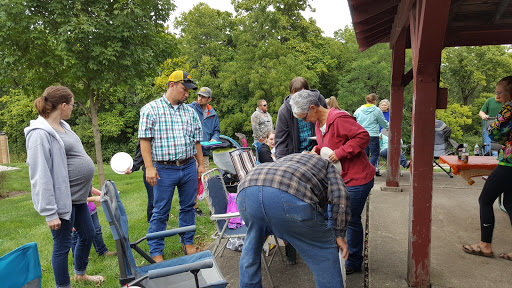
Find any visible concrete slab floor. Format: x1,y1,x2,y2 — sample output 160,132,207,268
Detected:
369,172,511,288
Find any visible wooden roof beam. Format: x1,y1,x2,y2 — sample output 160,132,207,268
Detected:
350,0,400,23
444,28,512,46
354,7,396,33
489,0,511,24
389,0,415,48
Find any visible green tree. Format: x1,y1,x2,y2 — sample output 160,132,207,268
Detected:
0,90,37,159
0,0,177,185
442,46,512,106
174,3,235,79
435,103,473,140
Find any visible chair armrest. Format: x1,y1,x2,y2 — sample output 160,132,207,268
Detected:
210,212,240,220
146,225,196,241
148,259,214,279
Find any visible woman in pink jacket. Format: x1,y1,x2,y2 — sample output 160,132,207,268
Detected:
290,89,375,275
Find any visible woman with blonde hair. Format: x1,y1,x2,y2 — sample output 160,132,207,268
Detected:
258,130,276,163
326,96,342,110
25,86,104,287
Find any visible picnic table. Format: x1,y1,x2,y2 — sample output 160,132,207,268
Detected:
439,155,506,213
438,155,498,185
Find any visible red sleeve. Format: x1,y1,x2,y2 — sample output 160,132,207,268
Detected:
333,118,370,160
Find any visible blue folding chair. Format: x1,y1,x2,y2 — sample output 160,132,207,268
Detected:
0,242,41,288
202,168,283,288
100,180,228,288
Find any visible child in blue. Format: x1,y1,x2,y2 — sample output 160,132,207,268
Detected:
71,187,115,257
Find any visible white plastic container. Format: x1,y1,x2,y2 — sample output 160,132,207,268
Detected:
339,249,346,288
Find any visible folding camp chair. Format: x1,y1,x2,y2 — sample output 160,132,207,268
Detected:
100,180,228,288
0,242,41,288
202,168,283,288
229,147,258,180
433,120,458,177
377,129,405,176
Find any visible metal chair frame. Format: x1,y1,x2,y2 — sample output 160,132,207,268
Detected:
202,168,283,288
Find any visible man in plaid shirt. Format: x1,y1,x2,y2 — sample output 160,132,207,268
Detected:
138,70,204,262
237,153,351,288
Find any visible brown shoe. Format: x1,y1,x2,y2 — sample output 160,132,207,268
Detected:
152,255,164,263
184,244,198,255
102,251,116,256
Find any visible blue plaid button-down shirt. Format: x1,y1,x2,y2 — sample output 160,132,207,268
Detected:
138,94,203,161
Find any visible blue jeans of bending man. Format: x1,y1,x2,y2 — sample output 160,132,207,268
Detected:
237,186,343,288
379,148,408,168
148,161,197,257
71,211,108,256
365,136,381,168
51,203,94,288
345,179,374,271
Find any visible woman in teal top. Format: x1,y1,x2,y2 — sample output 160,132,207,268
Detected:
463,76,512,261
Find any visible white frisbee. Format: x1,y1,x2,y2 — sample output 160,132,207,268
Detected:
320,147,342,173
110,152,133,174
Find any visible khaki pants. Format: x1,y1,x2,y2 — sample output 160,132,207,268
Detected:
202,155,210,171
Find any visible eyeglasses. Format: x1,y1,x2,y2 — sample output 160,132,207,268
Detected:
262,104,267,107
302,110,309,121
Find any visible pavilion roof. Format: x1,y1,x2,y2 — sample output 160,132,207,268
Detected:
347,0,512,51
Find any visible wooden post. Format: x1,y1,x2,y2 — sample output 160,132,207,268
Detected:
407,0,451,286
0,132,9,164
386,28,407,187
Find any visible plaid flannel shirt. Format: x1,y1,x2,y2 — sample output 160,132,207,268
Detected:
237,153,351,237
138,95,203,161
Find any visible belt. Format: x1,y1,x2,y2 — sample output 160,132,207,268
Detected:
156,157,193,166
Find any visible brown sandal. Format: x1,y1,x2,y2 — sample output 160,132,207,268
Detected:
462,244,494,258
499,253,512,261
73,274,105,286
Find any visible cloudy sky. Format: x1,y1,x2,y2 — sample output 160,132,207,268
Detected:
168,0,352,37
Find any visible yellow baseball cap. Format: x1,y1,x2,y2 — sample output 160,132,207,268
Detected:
168,70,197,90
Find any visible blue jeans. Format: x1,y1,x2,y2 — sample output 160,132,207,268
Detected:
482,128,498,156
237,186,343,288
345,179,374,271
51,203,94,288
379,148,408,168
71,212,108,256
148,161,197,257
143,170,154,223
365,136,380,167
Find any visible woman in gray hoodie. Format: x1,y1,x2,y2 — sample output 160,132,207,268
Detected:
25,86,104,287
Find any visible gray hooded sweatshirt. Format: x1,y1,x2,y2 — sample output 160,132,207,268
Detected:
24,116,74,221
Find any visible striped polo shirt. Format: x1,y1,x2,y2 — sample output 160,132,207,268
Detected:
138,94,203,161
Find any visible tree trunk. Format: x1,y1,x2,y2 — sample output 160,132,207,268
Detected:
89,90,105,187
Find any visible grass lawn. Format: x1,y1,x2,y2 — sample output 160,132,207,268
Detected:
0,163,215,287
